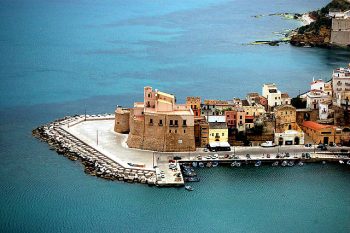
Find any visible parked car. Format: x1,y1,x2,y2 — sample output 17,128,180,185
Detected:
304,143,312,147
173,156,182,160
321,146,327,151
317,144,324,149
203,148,209,152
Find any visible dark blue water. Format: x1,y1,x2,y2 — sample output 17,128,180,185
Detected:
1,0,350,232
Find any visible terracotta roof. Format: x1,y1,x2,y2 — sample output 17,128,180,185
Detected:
302,121,333,131
281,93,290,98
245,116,254,120
204,100,229,105
241,100,250,106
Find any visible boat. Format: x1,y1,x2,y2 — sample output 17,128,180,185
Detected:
184,177,200,182
322,161,326,165
272,161,279,166
192,162,198,167
298,161,304,166
206,162,212,168
255,161,262,167
212,162,219,167
236,162,241,167
127,162,146,168
339,160,344,164
260,141,276,147
199,162,204,168
281,161,287,167
231,162,236,167
347,160,350,165
185,185,194,191
287,161,294,167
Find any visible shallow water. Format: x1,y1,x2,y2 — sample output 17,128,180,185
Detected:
1,0,350,232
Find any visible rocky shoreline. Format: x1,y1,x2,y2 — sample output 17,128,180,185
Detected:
32,115,157,185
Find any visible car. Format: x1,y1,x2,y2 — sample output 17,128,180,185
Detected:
304,143,312,147
203,148,209,152
321,146,327,151
205,155,211,160
329,142,336,147
213,154,219,159
173,156,182,160
317,144,324,149
246,154,251,159
340,149,348,153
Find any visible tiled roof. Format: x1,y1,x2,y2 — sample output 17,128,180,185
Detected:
302,121,333,131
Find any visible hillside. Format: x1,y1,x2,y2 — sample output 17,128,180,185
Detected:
290,0,350,47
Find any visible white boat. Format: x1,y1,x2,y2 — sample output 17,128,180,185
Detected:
212,162,219,167
206,162,212,168
287,161,294,167
198,162,204,168
192,162,198,167
298,161,304,166
185,185,193,191
281,161,287,167
339,160,344,164
255,161,262,167
347,160,350,165
235,162,241,167
272,161,279,166
231,162,236,167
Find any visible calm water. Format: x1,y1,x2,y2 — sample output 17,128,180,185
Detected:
1,0,350,232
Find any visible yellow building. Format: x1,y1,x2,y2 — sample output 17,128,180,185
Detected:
208,122,228,143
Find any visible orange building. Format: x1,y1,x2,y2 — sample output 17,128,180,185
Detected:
301,121,342,145
186,97,201,118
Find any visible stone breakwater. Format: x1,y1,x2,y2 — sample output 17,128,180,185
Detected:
32,115,157,185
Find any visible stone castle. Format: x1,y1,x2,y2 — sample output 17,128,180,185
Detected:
114,87,195,152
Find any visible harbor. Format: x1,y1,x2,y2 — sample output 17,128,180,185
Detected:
33,115,350,188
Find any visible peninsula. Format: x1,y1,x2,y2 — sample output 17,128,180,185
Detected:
33,64,350,187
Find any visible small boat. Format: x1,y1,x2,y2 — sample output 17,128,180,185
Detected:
206,162,212,168
339,160,344,164
235,162,241,167
199,162,204,168
298,161,304,166
192,162,198,167
212,161,219,167
322,161,326,165
347,160,350,165
287,161,294,167
231,162,236,167
184,177,200,182
185,185,194,191
281,161,287,167
255,161,262,167
272,161,279,167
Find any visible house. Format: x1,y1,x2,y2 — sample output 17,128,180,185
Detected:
194,116,209,148
262,83,290,109
115,86,195,152
186,96,201,118
208,122,230,151
306,90,331,110
301,121,342,145
332,65,350,107
225,109,245,132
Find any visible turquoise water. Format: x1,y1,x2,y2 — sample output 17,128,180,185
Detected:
1,0,350,232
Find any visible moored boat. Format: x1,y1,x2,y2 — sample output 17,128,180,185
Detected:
347,160,350,165
281,161,287,167
206,162,212,168
212,161,219,167
272,161,279,166
185,185,194,191
231,162,236,167
298,161,304,166
192,162,198,167
255,161,262,167
287,161,294,167
199,162,204,168
235,162,241,167
339,160,344,164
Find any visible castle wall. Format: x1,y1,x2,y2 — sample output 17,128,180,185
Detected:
114,109,130,133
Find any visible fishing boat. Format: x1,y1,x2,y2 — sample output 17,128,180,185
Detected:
281,161,287,167
199,162,204,168
231,162,236,167
184,177,200,182
339,160,344,164
298,161,304,166
185,185,194,191
206,162,212,168
236,162,241,167
192,162,198,167
272,161,279,167
255,161,262,167
347,160,350,165
287,161,294,167
212,161,219,167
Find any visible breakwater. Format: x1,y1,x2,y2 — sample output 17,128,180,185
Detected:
32,115,157,185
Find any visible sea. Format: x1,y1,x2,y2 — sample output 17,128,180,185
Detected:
0,0,350,232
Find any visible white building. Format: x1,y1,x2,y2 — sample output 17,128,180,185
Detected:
262,83,290,108
306,90,331,110
274,130,305,146
206,115,226,123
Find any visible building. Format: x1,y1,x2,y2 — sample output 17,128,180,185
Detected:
208,122,230,151
201,99,233,116
225,109,245,132
194,116,209,148
329,10,350,46
301,121,342,145
186,97,201,118
242,104,266,117
115,86,195,152
274,105,304,145
332,65,350,107
306,90,331,110
262,83,291,109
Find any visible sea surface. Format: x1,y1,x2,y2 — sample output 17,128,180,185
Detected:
0,0,350,232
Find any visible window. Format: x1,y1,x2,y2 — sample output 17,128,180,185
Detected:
175,120,178,126
183,120,187,126
216,133,219,137
240,116,242,119
150,119,153,124
184,130,186,133
222,133,224,136
170,120,173,125
148,93,151,98
175,130,177,133
159,119,163,125
169,130,171,133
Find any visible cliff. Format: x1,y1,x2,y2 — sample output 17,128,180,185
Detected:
290,0,350,47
